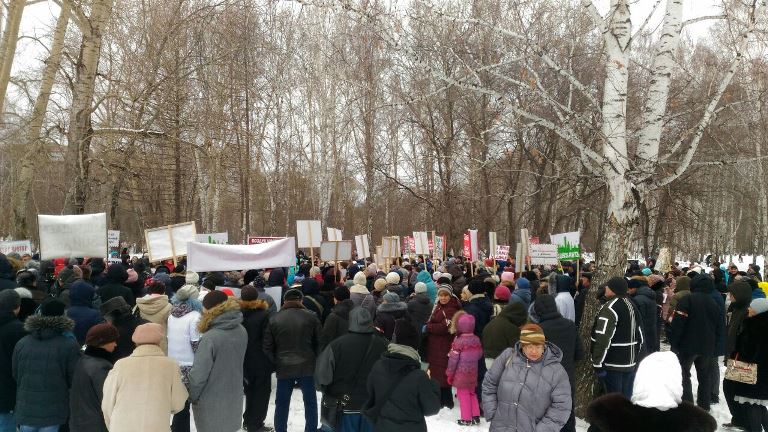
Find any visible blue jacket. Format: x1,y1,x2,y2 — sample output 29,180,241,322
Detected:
66,281,104,345
463,295,493,337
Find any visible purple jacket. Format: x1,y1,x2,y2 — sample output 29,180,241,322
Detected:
446,314,483,389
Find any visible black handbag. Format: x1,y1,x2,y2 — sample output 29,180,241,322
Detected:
320,336,376,430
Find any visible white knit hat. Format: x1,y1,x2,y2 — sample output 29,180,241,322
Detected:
185,271,199,285
631,351,682,411
385,272,400,285
415,282,427,294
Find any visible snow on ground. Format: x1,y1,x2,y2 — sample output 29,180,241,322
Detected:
188,355,736,432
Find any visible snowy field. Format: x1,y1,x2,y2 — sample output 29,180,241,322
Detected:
188,356,735,432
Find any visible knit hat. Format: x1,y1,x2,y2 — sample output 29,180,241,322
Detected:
283,288,303,302
383,291,400,303
41,299,66,317
519,323,546,345
353,271,367,286
515,277,531,291
100,296,130,317
348,307,374,333
334,286,350,301
385,272,400,285
105,263,128,283
631,351,682,410
437,285,453,297
132,323,163,346
175,284,200,302
186,271,200,285
494,285,511,301
414,282,427,294
0,290,21,312
642,267,652,276
750,298,768,315
220,288,234,297
125,269,138,284
606,276,629,297
202,290,228,309
468,279,486,295
432,272,442,281
241,285,259,301
627,279,643,289
373,278,387,292
85,323,119,347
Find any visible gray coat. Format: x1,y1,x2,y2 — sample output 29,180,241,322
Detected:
189,299,248,432
482,342,571,432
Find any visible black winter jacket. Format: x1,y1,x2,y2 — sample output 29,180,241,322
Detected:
586,393,716,432
726,281,753,357
0,312,26,412
111,312,148,361
463,295,493,337
0,255,17,291
482,302,527,359
12,315,81,427
534,294,583,385
69,347,113,432
590,296,643,372
319,299,354,351
97,283,135,307
729,310,768,400
670,276,721,358
631,286,658,358
374,302,407,341
406,293,433,329
241,299,274,380
263,302,321,379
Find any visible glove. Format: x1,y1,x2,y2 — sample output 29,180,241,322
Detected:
594,368,608,380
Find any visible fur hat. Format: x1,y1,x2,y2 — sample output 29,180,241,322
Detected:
468,279,486,295
373,278,387,292
14,287,32,299
283,288,303,302
606,276,629,297
132,323,163,346
519,323,546,345
202,290,228,309
0,289,21,312
383,291,400,303
385,272,401,285
414,282,427,294
241,285,259,301
176,284,200,302
85,323,119,347
494,285,511,301
41,299,66,317
186,271,200,285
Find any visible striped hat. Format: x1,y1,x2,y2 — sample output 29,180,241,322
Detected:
519,323,546,345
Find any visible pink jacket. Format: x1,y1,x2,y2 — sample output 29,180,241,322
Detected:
446,314,483,389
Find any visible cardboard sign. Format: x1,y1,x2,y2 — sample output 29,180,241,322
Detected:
296,220,322,248
355,235,370,258
381,236,399,259
144,221,196,262
495,245,510,260
550,232,580,260
489,232,498,258
402,236,415,254
433,234,444,260
413,232,430,255
530,244,559,265
247,236,284,245
0,240,32,256
326,228,343,241
196,232,228,244
38,213,108,260
108,230,120,248
320,240,353,261
187,237,296,272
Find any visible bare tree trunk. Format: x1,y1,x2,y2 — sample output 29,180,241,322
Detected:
0,0,24,114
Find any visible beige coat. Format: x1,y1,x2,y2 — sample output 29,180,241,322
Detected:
136,294,172,353
101,344,187,432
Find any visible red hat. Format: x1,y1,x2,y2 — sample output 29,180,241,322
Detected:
494,285,511,302
221,288,234,297
484,258,495,267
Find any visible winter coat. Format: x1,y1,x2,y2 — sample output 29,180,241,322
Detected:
451,275,468,298
135,294,171,352
319,299,354,350
463,294,493,337
710,288,726,356
509,286,532,311
66,280,104,345
69,347,113,432
554,275,575,321
482,302,527,359
534,295,583,388
350,284,376,317
263,301,321,379
0,255,17,291
406,293,433,329
0,311,26,413
302,279,331,324
241,299,273,380
97,283,135,307
102,344,187,432
666,276,690,322
726,281,753,357
12,315,81,427
586,393,716,432
590,296,644,372
374,301,407,340
425,297,461,387
416,270,438,303
111,311,148,361
189,299,248,432
315,330,389,411
363,346,440,432
482,342,572,432
446,315,483,389
631,286,658,357
167,301,202,367
729,309,768,400
669,276,721,358
384,283,405,300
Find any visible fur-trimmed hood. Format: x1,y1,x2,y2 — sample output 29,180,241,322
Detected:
24,314,74,340
198,298,243,333
239,299,269,311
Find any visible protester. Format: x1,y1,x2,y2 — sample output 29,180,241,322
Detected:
69,323,119,432
100,296,147,360
0,290,25,432
96,264,135,306
509,277,532,311
263,288,321,432
586,351,717,432
65,279,103,345
188,291,248,432
553,274,575,321
102,323,187,431
315,308,389,432
0,255,17,291
446,313,484,426
240,286,274,432
492,285,510,317
167,283,203,432
416,269,437,303
481,302,527,359
302,278,331,324
374,291,407,340
406,282,433,330
135,280,171,352
425,285,462,409
482,323,572,432
13,299,81,432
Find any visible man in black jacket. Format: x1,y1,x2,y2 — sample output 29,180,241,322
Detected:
240,286,274,432
69,322,118,431
670,274,721,411
263,289,321,432
628,278,658,359
96,264,135,306
315,308,389,432
0,290,25,432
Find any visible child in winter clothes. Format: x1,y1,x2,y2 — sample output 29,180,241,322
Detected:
446,313,484,426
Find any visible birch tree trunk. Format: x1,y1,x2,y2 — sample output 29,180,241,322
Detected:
11,2,71,238
0,0,24,114
64,0,114,214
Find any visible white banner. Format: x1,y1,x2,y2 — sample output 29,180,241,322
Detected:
413,231,430,255
468,229,479,261
187,237,296,272
296,220,322,248
530,244,560,265
195,232,229,244
39,213,107,259
320,240,353,261
145,222,197,262
326,228,343,241
495,245,510,260
108,230,120,248
489,231,497,260
355,235,370,258
0,240,32,256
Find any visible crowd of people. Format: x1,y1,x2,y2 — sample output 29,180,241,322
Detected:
0,249,766,432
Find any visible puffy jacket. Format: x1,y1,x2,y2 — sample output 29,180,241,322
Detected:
482,342,572,432
319,299,354,350
263,301,321,379
406,293,433,329
66,280,103,345
534,294,582,385
587,393,717,432
135,295,171,352
69,347,113,432
416,271,438,303
463,294,493,337
482,302,527,359
374,301,407,340
425,297,461,387
446,314,483,389
590,296,644,372
241,299,273,380
631,286,658,357
669,275,721,358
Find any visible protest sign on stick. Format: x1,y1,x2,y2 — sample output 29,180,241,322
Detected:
39,213,108,260
355,235,370,259
297,220,322,264
145,221,196,265
529,244,560,265
0,240,32,256
187,237,296,272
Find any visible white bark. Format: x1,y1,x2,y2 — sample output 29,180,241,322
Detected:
600,0,631,174
0,0,24,114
